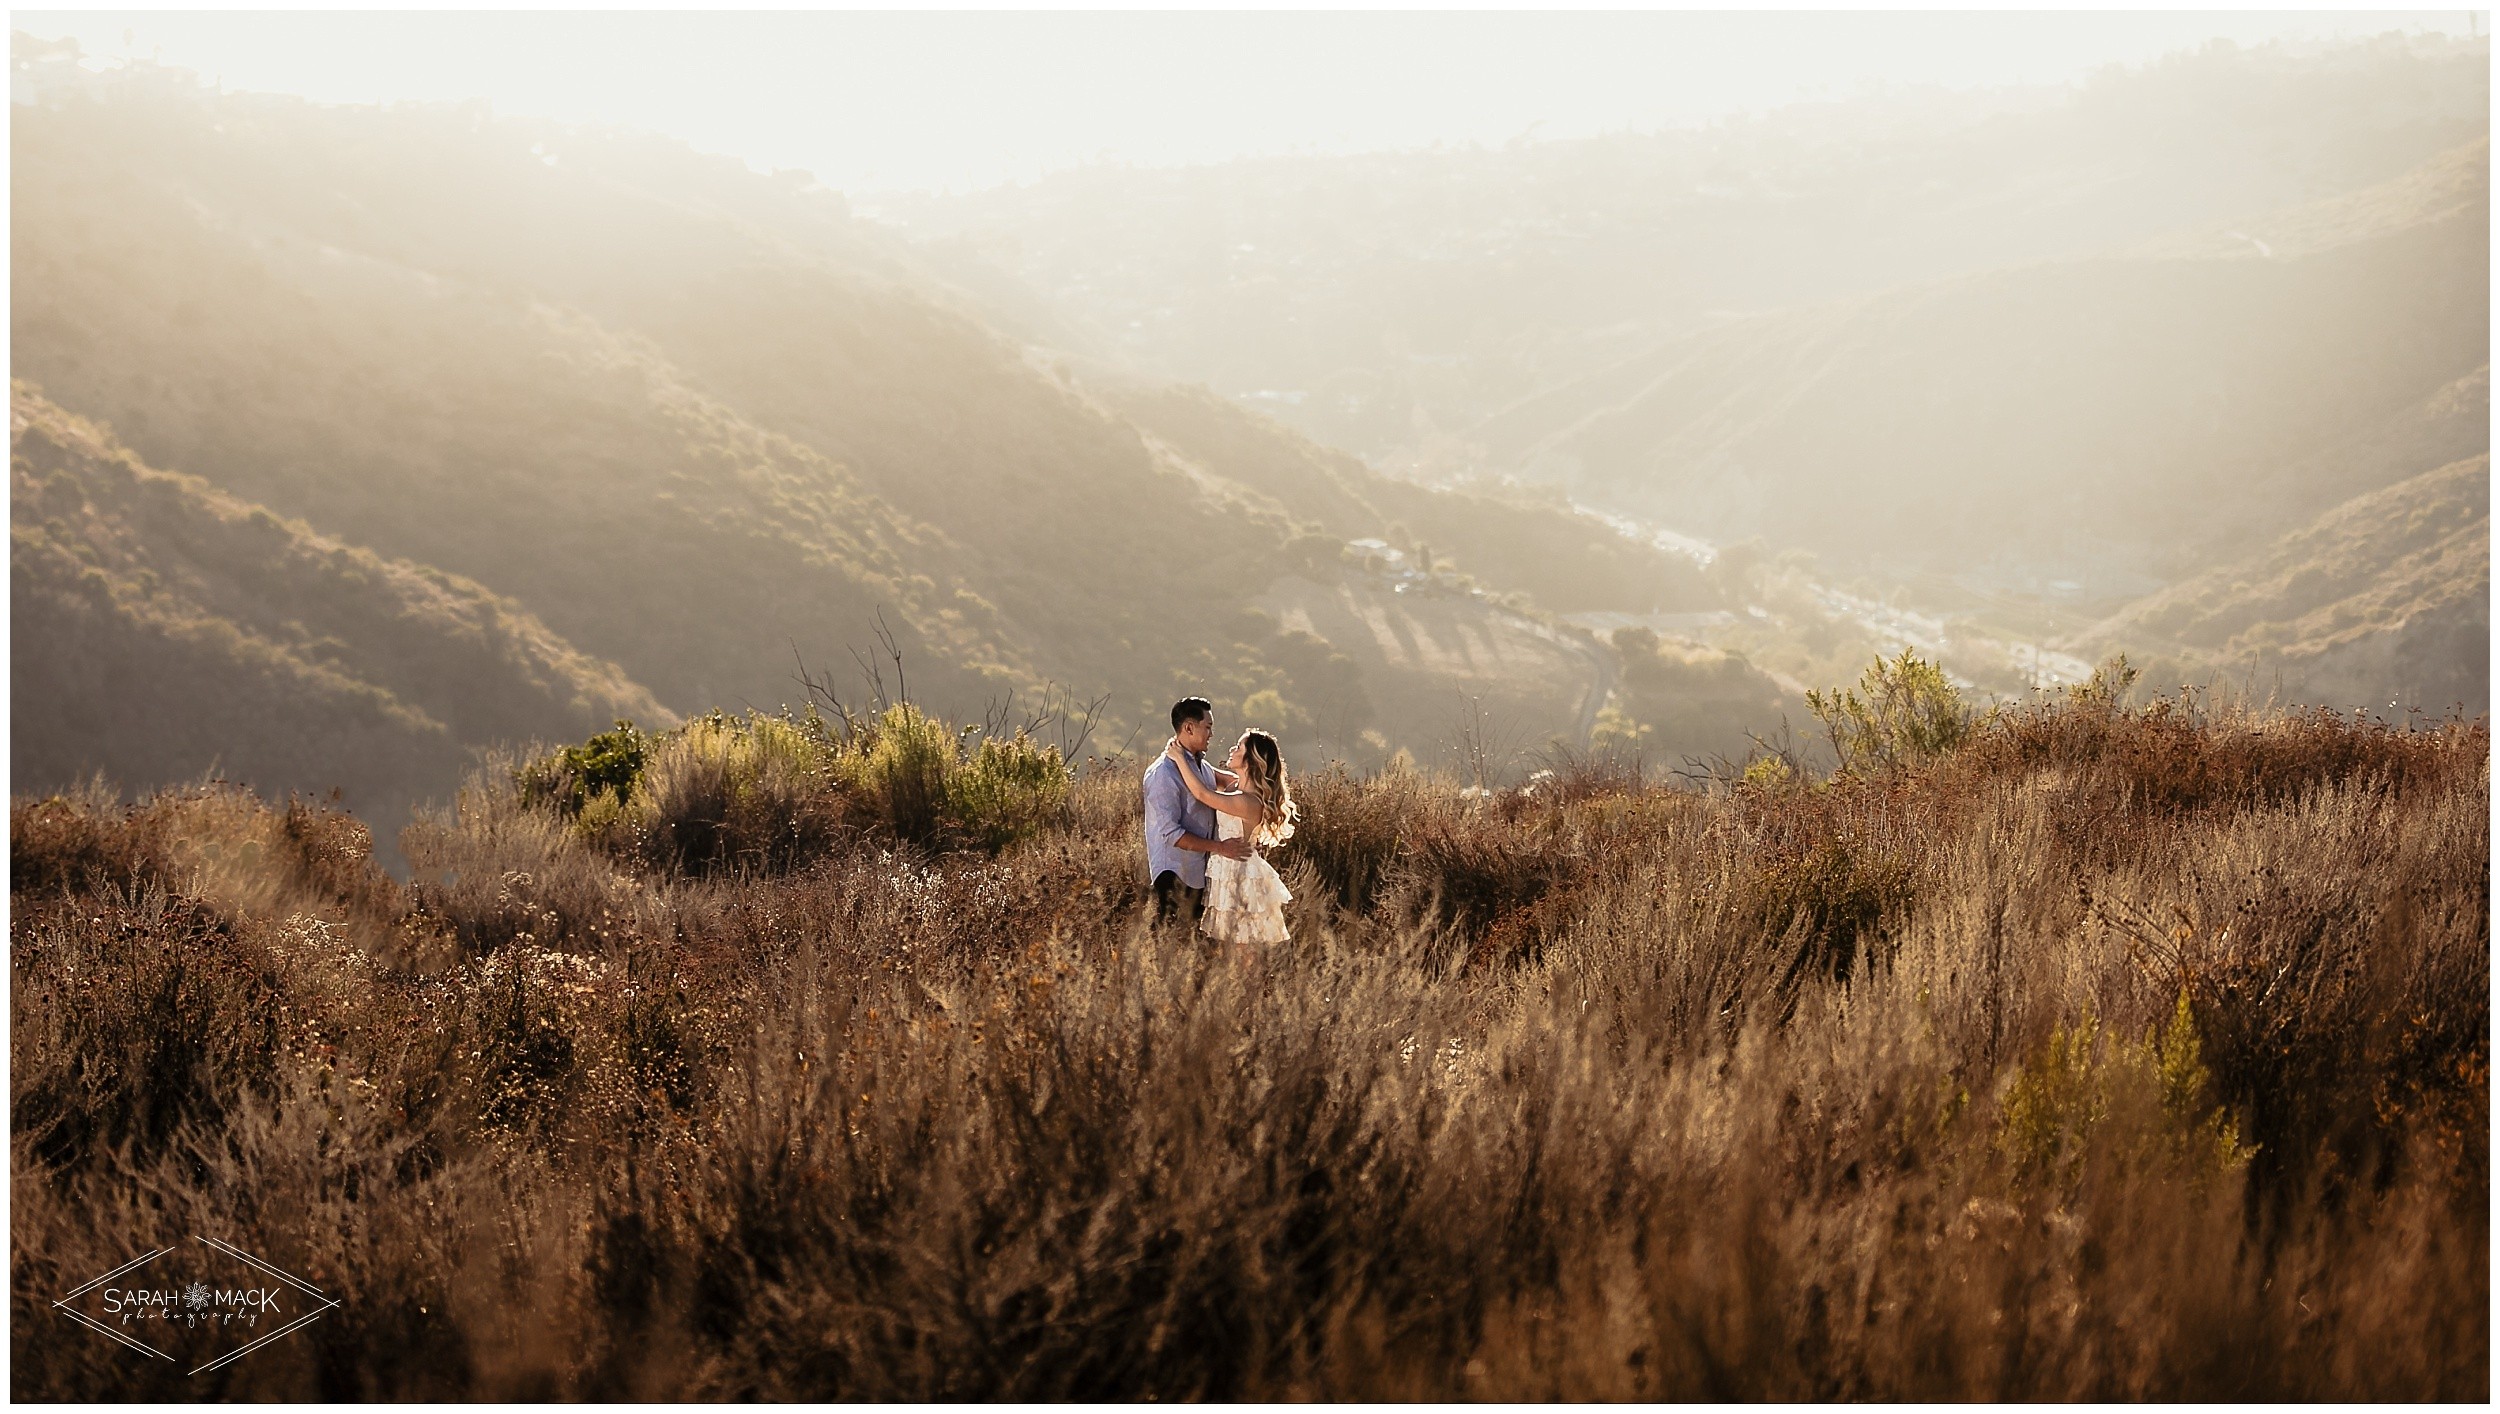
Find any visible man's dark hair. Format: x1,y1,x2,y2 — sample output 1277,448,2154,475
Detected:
1171,697,1213,731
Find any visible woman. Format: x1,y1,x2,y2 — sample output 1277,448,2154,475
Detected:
1162,727,1297,947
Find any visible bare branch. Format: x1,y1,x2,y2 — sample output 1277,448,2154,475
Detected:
1446,690,1527,791
872,607,908,709
846,640,890,714
981,686,1019,744
790,641,862,742
1060,689,1110,763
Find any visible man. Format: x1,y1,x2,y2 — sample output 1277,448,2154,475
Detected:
1143,696,1250,925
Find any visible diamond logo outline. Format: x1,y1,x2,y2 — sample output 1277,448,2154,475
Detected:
53,1236,345,1376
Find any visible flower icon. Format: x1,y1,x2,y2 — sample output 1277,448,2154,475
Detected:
56,1237,340,1371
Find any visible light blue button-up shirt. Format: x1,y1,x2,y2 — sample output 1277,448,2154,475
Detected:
1143,748,1221,889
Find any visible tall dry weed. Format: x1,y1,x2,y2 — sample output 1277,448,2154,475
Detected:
9,696,2486,1398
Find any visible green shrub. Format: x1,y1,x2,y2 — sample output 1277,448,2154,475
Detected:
846,704,957,848
947,731,1070,852
1998,991,2254,1200
1737,754,1794,790
619,711,853,873
516,718,650,816
515,705,1068,869
1589,701,1653,754
1807,650,1980,775
2064,653,2142,709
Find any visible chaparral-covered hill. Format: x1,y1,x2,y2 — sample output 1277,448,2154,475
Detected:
887,34,2488,712
11,39,1772,835
11,384,669,850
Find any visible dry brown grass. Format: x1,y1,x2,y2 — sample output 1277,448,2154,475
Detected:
8,693,2487,1398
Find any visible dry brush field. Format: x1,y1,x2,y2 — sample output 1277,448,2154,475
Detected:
8,687,2488,1398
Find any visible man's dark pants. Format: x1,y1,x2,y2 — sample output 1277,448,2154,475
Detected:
1152,870,1204,927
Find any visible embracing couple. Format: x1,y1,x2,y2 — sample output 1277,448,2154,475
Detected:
1143,696,1299,948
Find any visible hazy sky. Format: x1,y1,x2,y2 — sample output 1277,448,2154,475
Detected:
14,9,2486,194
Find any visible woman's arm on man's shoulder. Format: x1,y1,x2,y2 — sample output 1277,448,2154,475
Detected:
1165,742,1263,822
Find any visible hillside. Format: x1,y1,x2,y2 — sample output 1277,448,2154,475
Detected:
8,45,1740,797
1083,371,1722,615
1473,136,2488,601
2075,456,2489,714
1081,372,1787,764
875,37,2487,716
9,72,1016,719
10,385,667,848
887,35,2489,464
2258,360,2490,530
2141,135,2491,261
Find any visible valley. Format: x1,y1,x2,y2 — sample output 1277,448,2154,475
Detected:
8,28,2486,851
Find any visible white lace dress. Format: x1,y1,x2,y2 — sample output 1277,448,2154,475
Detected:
1202,810,1292,945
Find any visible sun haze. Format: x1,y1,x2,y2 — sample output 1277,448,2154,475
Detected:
12,9,2483,192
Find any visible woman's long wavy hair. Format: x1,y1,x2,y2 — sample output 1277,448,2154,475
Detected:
1236,729,1298,848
